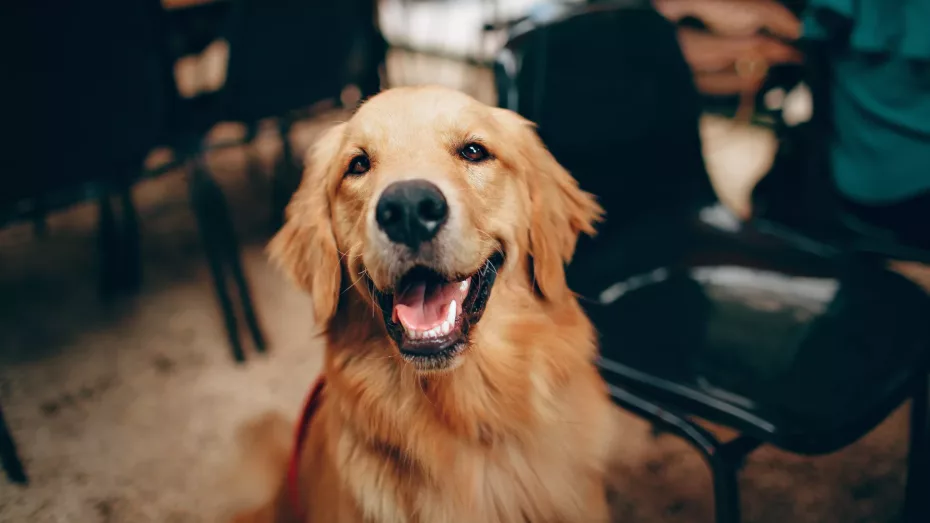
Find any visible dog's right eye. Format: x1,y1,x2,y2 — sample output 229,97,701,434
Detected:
460,143,491,163
346,154,371,176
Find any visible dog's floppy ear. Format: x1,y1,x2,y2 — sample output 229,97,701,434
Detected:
494,109,604,301
268,123,346,326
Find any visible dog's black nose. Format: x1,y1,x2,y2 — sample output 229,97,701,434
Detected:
376,180,448,250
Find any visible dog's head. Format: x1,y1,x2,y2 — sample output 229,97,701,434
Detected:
270,86,602,373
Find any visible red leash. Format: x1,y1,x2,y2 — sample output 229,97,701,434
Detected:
286,376,326,521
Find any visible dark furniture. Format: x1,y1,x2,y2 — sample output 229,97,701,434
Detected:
159,0,387,361
2,0,171,485
5,0,171,296
1,0,386,484
496,4,930,523
165,0,386,226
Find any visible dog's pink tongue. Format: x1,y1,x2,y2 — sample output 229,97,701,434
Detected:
394,282,450,330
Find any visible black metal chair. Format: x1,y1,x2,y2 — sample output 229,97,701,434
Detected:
164,0,387,226
747,41,930,266
4,0,173,296
1,0,388,483
226,0,386,231
158,0,387,361
1,0,174,485
495,4,930,523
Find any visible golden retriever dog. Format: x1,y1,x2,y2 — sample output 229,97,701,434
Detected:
231,85,620,523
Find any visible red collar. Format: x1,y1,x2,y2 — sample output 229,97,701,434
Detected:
287,376,326,521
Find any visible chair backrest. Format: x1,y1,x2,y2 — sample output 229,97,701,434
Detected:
494,3,717,231
760,37,930,261
748,36,838,236
5,0,170,208
221,0,383,123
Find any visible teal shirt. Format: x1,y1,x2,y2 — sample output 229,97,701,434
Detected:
804,0,930,204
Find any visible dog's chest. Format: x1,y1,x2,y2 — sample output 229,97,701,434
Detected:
445,444,595,522
342,435,599,523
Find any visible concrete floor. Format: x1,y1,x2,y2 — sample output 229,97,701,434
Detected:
0,52,918,522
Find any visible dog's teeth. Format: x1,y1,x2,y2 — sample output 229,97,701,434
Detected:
460,280,469,292
447,299,457,323
401,301,460,341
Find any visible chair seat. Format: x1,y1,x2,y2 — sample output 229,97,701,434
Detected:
573,203,930,455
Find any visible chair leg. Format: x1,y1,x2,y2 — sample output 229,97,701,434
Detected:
97,184,143,297
97,192,120,298
709,460,741,523
605,384,756,523
904,374,929,523
118,185,142,293
270,117,298,232
711,465,742,523
709,437,760,523
213,193,266,354
0,405,27,485
224,249,266,354
243,124,266,193
188,162,246,363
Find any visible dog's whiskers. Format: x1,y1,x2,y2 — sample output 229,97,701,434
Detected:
362,353,396,361
360,272,386,318
335,242,386,318
476,228,507,262
344,268,368,297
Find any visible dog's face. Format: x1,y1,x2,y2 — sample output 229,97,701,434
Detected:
270,86,602,373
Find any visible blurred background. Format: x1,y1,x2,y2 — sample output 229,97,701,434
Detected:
1,1,928,522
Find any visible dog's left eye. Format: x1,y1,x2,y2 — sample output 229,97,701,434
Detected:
459,143,490,163
346,154,371,176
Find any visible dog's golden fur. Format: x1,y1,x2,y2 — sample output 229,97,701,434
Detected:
231,86,619,523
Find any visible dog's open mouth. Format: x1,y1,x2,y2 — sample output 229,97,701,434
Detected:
371,252,505,369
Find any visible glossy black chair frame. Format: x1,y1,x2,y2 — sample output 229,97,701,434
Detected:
602,363,928,523
495,3,930,522
589,211,930,523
